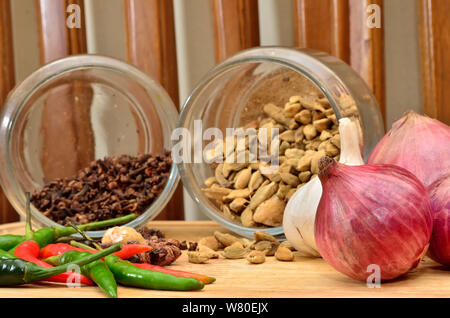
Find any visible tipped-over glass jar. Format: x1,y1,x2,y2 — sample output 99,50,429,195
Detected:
0,55,180,237
176,47,384,239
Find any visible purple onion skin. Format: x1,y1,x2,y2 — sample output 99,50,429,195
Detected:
427,175,450,266
315,158,433,282
367,111,450,187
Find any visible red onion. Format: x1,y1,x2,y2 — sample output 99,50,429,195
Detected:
315,157,433,282
427,175,450,266
367,111,450,187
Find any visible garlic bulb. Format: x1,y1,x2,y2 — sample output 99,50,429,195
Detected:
102,226,146,245
282,117,364,257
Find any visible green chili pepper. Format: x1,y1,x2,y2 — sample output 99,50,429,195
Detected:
0,235,25,251
46,250,118,298
0,249,17,260
105,255,205,291
0,244,120,286
2,213,136,252
0,194,36,251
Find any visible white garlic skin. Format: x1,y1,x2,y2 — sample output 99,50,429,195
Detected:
283,177,322,257
282,118,364,257
102,226,146,245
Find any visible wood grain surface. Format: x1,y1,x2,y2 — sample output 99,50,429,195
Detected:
349,0,385,125
36,0,70,63
293,0,350,63
419,0,450,125
212,0,260,62
124,0,179,105
293,0,386,124
0,221,449,298
35,0,95,181
0,0,18,224
124,0,184,220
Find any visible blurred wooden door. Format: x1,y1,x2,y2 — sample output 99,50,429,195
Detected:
36,0,94,182
419,0,450,125
0,0,386,223
0,0,17,223
212,0,386,122
2,0,448,224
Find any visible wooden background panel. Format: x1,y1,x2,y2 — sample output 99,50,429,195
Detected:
419,0,450,124
293,0,386,124
293,0,350,63
212,0,260,62
36,0,94,181
124,0,179,104
35,0,69,63
36,0,88,60
65,0,88,55
349,0,385,124
0,0,18,223
124,0,184,220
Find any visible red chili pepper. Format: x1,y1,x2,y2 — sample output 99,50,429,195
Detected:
113,244,152,259
132,263,216,284
39,243,87,259
14,241,93,286
40,243,152,260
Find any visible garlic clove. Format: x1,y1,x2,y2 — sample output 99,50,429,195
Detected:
338,118,364,166
283,177,322,257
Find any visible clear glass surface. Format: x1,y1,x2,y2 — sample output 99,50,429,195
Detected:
0,55,180,237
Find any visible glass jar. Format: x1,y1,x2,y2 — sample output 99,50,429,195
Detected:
0,55,180,237
177,47,384,239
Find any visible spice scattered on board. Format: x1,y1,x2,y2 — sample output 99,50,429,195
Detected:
187,230,296,265
100,226,184,267
31,152,172,226
202,93,340,228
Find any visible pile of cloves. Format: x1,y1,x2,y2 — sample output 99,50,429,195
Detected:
31,151,172,226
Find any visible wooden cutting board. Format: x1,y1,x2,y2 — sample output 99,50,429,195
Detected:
0,220,449,298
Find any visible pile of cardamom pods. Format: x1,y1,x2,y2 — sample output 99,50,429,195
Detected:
202,94,341,228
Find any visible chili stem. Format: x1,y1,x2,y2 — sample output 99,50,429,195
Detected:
69,223,103,250
54,214,137,238
24,193,33,241
55,236,85,243
70,241,96,251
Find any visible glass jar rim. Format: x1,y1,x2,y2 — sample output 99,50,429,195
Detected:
0,54,180,236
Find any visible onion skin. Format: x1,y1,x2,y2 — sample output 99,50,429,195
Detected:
427,175,450,266
315,157,433,282
367,111,450,187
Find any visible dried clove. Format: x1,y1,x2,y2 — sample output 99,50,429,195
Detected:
31,152,172,226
